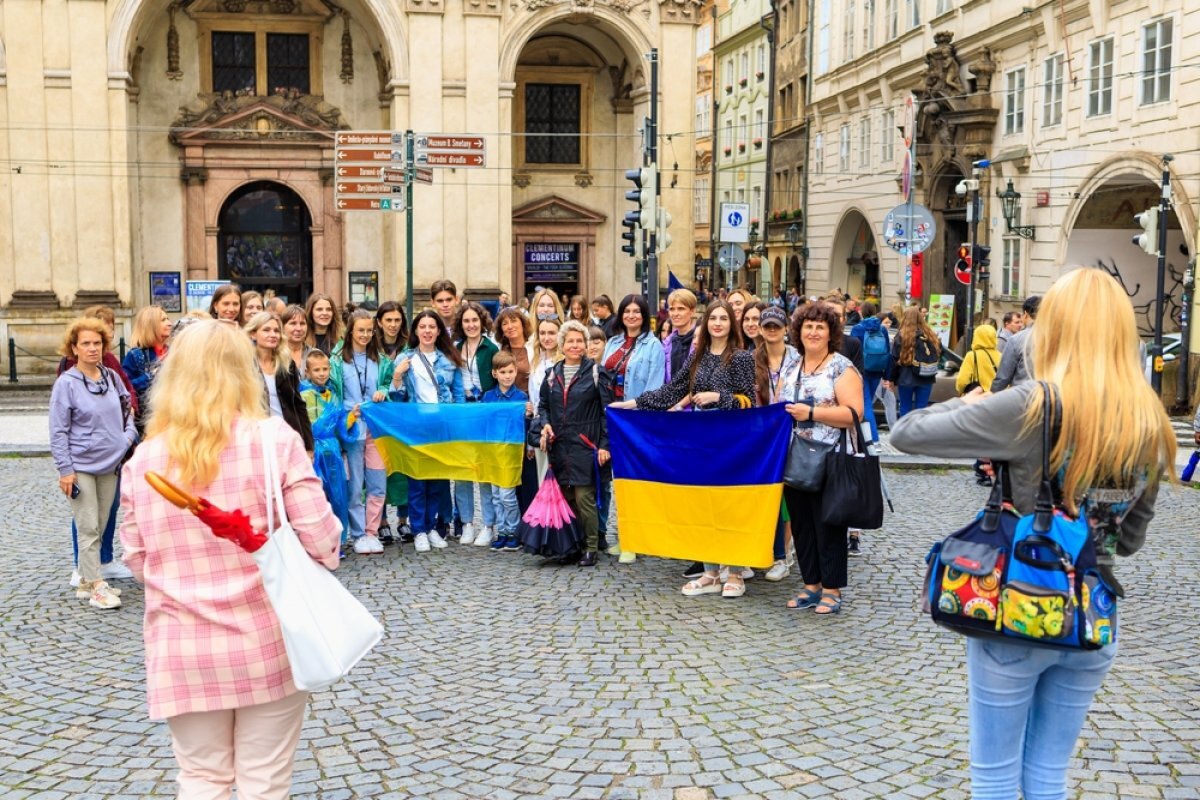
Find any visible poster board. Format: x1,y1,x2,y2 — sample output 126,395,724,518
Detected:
185,280,230,314
348,271,380,307
927,294,955,348
149,272,182,313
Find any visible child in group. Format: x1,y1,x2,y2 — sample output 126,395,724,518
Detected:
480,351,529,552
299,350,334,423
300,349,349,551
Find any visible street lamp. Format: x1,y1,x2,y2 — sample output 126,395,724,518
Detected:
997,179,1036,239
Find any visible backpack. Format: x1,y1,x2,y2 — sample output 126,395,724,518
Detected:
862,328,890,374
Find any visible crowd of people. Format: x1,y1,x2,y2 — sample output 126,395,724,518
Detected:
46,270,1177,800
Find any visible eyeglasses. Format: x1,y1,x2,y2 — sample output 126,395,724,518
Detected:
82,371,110,396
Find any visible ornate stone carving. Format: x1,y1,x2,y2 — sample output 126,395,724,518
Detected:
373,50,391,99
573,172,593,188
513,172,532,188
657,0,701,22
170,90,347,143
515,0,648,11
222,0,248,11
340,14,354,83
969,47,996,95
166,5,183,80
406,0,444,12
923,31,963,99
129,46,145,89
465,0,502,12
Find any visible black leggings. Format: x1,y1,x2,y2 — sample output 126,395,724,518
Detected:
783,486,848,590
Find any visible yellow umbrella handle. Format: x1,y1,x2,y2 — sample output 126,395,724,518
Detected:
145,471,202,514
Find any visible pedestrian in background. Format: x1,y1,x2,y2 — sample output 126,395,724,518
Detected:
120,320,341,800
741,301,766,350
51,317,137,610
955,323,1001,395
122,304,172,434
991,295,1040,390
304,293,343,355
208,284,242,322
996,310,1024,353
591,295,618,337
567,295,591,325
883,306,941,417
890,267,1173,799
239,290,264,326
245,312,313,455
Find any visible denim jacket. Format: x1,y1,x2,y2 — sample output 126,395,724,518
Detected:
601,332,665,402
394,347,465,404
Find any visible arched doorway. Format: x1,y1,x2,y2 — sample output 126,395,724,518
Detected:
828,210,879,301
219,182,313,305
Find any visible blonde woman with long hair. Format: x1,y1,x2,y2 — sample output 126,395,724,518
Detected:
530,287,565,323
119,320,341,798
883,305,942,416
529,315,564,483
122,305,173,432
891,267,1174,799
245,311,313,453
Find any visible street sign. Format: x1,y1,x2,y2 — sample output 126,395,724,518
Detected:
882,202,937,256
336,197,405,211
414,151,485,168
416,134,485,152
414,133,488,169
336,181,402,196
336,148,404,162
954,260,972,286
336,131,401,147
717,243,746,270
719,202,751,243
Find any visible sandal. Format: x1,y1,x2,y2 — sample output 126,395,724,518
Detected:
814,592,842,615
722,579,745,598
786,588,822,610
681,573,722,596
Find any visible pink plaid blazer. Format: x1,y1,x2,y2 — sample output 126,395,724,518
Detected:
119,416,341,720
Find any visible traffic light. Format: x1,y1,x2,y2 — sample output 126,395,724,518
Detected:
620,211,641,259
955,243,971,272
1133,208,1159,255
625,166,657,227
656,208,673,252
972,243,991,269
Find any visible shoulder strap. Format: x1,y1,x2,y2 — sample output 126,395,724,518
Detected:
415,350,438,385
261,420,291,532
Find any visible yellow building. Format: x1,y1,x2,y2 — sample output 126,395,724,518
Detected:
0,0,701,366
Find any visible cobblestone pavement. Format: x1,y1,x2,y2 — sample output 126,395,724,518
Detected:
1,458,1197,800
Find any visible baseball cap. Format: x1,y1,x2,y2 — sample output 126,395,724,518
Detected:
760,307,788,328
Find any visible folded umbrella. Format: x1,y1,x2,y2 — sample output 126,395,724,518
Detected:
145,471,267,552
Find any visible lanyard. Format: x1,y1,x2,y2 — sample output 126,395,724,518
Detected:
416,349,439,391
352,352,370,398
462,340,479,388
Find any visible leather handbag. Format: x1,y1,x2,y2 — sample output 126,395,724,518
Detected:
820,407,884,529
782,382,834,492
257,422,384,690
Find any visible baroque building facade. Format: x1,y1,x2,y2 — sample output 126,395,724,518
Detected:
0,0,700,363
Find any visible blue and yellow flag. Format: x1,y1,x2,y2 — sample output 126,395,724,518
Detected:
359,402,526,488
606,406,791,568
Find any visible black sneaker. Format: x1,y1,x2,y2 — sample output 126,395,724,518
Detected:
398,521,414,543
378,523,394,546
453,518,464,539
848,534,862,557
681,561,705,579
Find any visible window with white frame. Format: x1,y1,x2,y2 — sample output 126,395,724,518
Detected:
1042,54,1063,126
754,109,765,141
864,0,876,52
757,45,766,78
814,132,824,175
694,177,710,221
695,96,711,138
739,114,749,147
1004,67,1026,134
737,188,745,203
1001,212,1022,297
696,25,712,57
936,0,952,14
752,186,762,219
741,52,750,83
1141,18,1173,105
817,0,831,74
724,119,733,157
885,0,899,40
858,117,871,167
1087,38,1114,117
725,59,734,89
845,1,856,62
906,0,920,29
880,109,895,162
839,124,851,172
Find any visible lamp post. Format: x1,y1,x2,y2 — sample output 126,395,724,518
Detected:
786,222,800,297
747,228,758,291
996,179,1036,239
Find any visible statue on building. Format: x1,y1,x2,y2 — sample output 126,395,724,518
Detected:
924,32,963,98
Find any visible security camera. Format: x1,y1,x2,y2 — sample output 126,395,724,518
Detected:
955,181,968,197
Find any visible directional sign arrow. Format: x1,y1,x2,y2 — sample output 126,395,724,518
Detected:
415,135,486,152
335,131,400,147
336,197,405,211
336,148,403,162
337,165,383,179
414,152,486,168
336,182,401,195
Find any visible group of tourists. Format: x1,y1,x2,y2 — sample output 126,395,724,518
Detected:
47,265,1177,800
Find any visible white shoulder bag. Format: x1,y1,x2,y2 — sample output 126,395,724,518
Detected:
258,421,383,691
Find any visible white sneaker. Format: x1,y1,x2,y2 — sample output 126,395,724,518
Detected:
741,567,755,580
765,559,790,582
100,561,134,580
459,523,476,546
619,551,637,564
414,533,431,552
76,582,122,600
369,535,384,554
427,530,448,549
87,581,122,610
70,570,81,588
353,536,382,555
473,526,494,547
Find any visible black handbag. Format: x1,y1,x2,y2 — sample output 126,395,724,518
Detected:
820,407,884,529
782,382,834,492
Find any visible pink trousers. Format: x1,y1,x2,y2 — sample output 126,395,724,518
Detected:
167,690,308,800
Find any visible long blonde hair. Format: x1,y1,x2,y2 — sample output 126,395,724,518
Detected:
243,311,294,376
1027,267,1175,512
146,320,267,489
898,306,940,365
129,305,168,349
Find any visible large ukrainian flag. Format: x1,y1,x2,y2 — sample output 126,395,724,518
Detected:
607,405,791,568
360,402,526,487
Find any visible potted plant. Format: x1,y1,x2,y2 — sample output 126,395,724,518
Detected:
724,84,733,94
723,146,732,156
756,70,765,81
753,137,763,148
739,77,748,87
738,142,746,153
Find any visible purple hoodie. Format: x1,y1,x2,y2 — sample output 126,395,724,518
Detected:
49,367,137,476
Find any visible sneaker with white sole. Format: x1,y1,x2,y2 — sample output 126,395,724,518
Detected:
618,551,636,564
87,581,122,610
427,530,448,549
76,582,122,600
69,569,81,588
473,526,494,547
765,559,790,581
459,523,476,546
353,536,383,555
413,532,431,552
100,561,134,581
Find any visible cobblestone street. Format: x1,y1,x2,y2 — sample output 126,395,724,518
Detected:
1,458,1197,799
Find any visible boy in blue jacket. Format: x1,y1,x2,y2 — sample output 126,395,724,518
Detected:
481,351,529,551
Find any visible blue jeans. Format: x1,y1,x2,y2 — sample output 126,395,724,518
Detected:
967,638,1117,800
409,478,450,534
862,374,883,440
72,473,118,567
454,481,496,528
344,439,386,539
896,383,933,417
489,485,520,535
771,513,786,561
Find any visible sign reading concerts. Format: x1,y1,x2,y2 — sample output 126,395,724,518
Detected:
523,243,578,284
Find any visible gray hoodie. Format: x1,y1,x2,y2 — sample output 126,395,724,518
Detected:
49,367,138,477
890,381,1159,593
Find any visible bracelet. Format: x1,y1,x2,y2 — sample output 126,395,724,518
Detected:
808,406,815,421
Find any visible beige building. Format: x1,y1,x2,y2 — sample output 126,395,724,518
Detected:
0,0,701,369
802,0,1197,360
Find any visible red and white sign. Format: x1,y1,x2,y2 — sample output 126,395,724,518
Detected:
335,131,400,147
416,135,485,152
336,148,403,162
415,152,485,168
414,133,487,169
337,182,402,196
954,259,972,286
335,197,404,211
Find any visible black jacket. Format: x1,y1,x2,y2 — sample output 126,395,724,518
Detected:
839,334,864,375
530,358,612,487
273,363,314,452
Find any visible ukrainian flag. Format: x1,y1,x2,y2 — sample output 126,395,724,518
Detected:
607,405,791,568
360,402,526,487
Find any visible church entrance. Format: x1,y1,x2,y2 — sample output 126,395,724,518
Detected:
218,181,313,305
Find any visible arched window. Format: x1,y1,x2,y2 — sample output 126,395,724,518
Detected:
218,181,312,304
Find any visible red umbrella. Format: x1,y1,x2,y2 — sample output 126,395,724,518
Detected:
146,471,267,552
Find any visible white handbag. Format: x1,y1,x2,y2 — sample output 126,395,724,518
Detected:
257,421,383,691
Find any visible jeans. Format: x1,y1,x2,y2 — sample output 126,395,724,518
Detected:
344,438,386,539
771,513,787,561
72,473,118,567
454,481,496,528
896,382,934,417
409,478,450,534
489,485,520,534
862,374,883,440
967,638,1117,800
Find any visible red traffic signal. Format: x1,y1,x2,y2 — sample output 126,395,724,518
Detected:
954,243,972,286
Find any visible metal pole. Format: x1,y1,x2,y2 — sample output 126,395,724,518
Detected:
7,337,17,383
1178,259,1193,412
405,130,415,322
646,48,660,314
709,4,720,294
1150,154,1172,395
966,189,979,351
